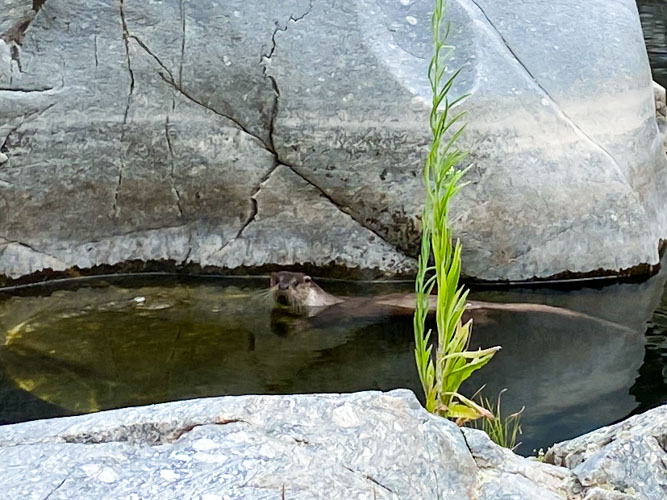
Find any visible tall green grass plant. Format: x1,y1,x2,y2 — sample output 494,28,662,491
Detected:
413,0,500,423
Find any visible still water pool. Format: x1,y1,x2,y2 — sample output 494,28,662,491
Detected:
1,256,665,456
638,0,667,87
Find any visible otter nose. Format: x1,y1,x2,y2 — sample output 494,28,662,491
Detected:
278,283,289,290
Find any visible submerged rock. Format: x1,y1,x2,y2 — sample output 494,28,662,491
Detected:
0,0,665,281
0,389,663,499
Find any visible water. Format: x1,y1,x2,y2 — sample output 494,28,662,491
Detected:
1,255,665,455
638,0,667,87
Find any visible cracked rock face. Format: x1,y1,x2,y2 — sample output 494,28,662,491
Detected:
545,405,667,500
0,389,663,499
0,0,665,281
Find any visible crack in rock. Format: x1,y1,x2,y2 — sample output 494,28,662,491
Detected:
126,33,270,152
233,160,280,240
178,0,185,87
467,0,629,186
342,465,396,495
114,0,136,219
284,164,404,250
42,474,69,500
259,2,409,254
118,0,135,124
164,107,183,218
93,33,98,69
111,160,123,219
114,2,407,271
1,240,67,267
0,86,53,92
1,102,57,154
1,0,50,72
167,418,244,443
59,418,245,447
181,228,193,265
262,0,313,153
262,1,314,63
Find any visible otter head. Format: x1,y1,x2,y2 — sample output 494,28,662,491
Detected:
269,272,342,312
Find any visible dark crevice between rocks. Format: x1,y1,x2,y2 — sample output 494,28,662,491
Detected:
0,243,662,291
460,428,476,459
164,107,184,218
467,0,626,182
2,16,35,47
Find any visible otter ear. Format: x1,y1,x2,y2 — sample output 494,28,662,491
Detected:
303,276,312,283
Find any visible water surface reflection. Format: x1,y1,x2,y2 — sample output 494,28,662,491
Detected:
0,259,665,455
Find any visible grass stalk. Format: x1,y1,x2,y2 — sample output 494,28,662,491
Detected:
413,0,500,424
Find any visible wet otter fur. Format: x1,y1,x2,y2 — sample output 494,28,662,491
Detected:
269,271,631,332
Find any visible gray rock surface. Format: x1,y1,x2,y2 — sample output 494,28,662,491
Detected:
1,389,663,499
1,0,665,281
462,427,582,499
546,405,667,500
0,390,480,499
0,0,32,38
656,81,667,148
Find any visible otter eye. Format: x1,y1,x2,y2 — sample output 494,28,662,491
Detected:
304,276,312,283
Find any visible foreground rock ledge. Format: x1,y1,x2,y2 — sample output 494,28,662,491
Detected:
0,390,664,499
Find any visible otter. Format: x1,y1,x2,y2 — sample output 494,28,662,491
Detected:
269,271,631,331
270,272,343,309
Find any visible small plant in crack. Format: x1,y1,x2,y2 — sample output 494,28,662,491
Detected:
467,388,524,451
